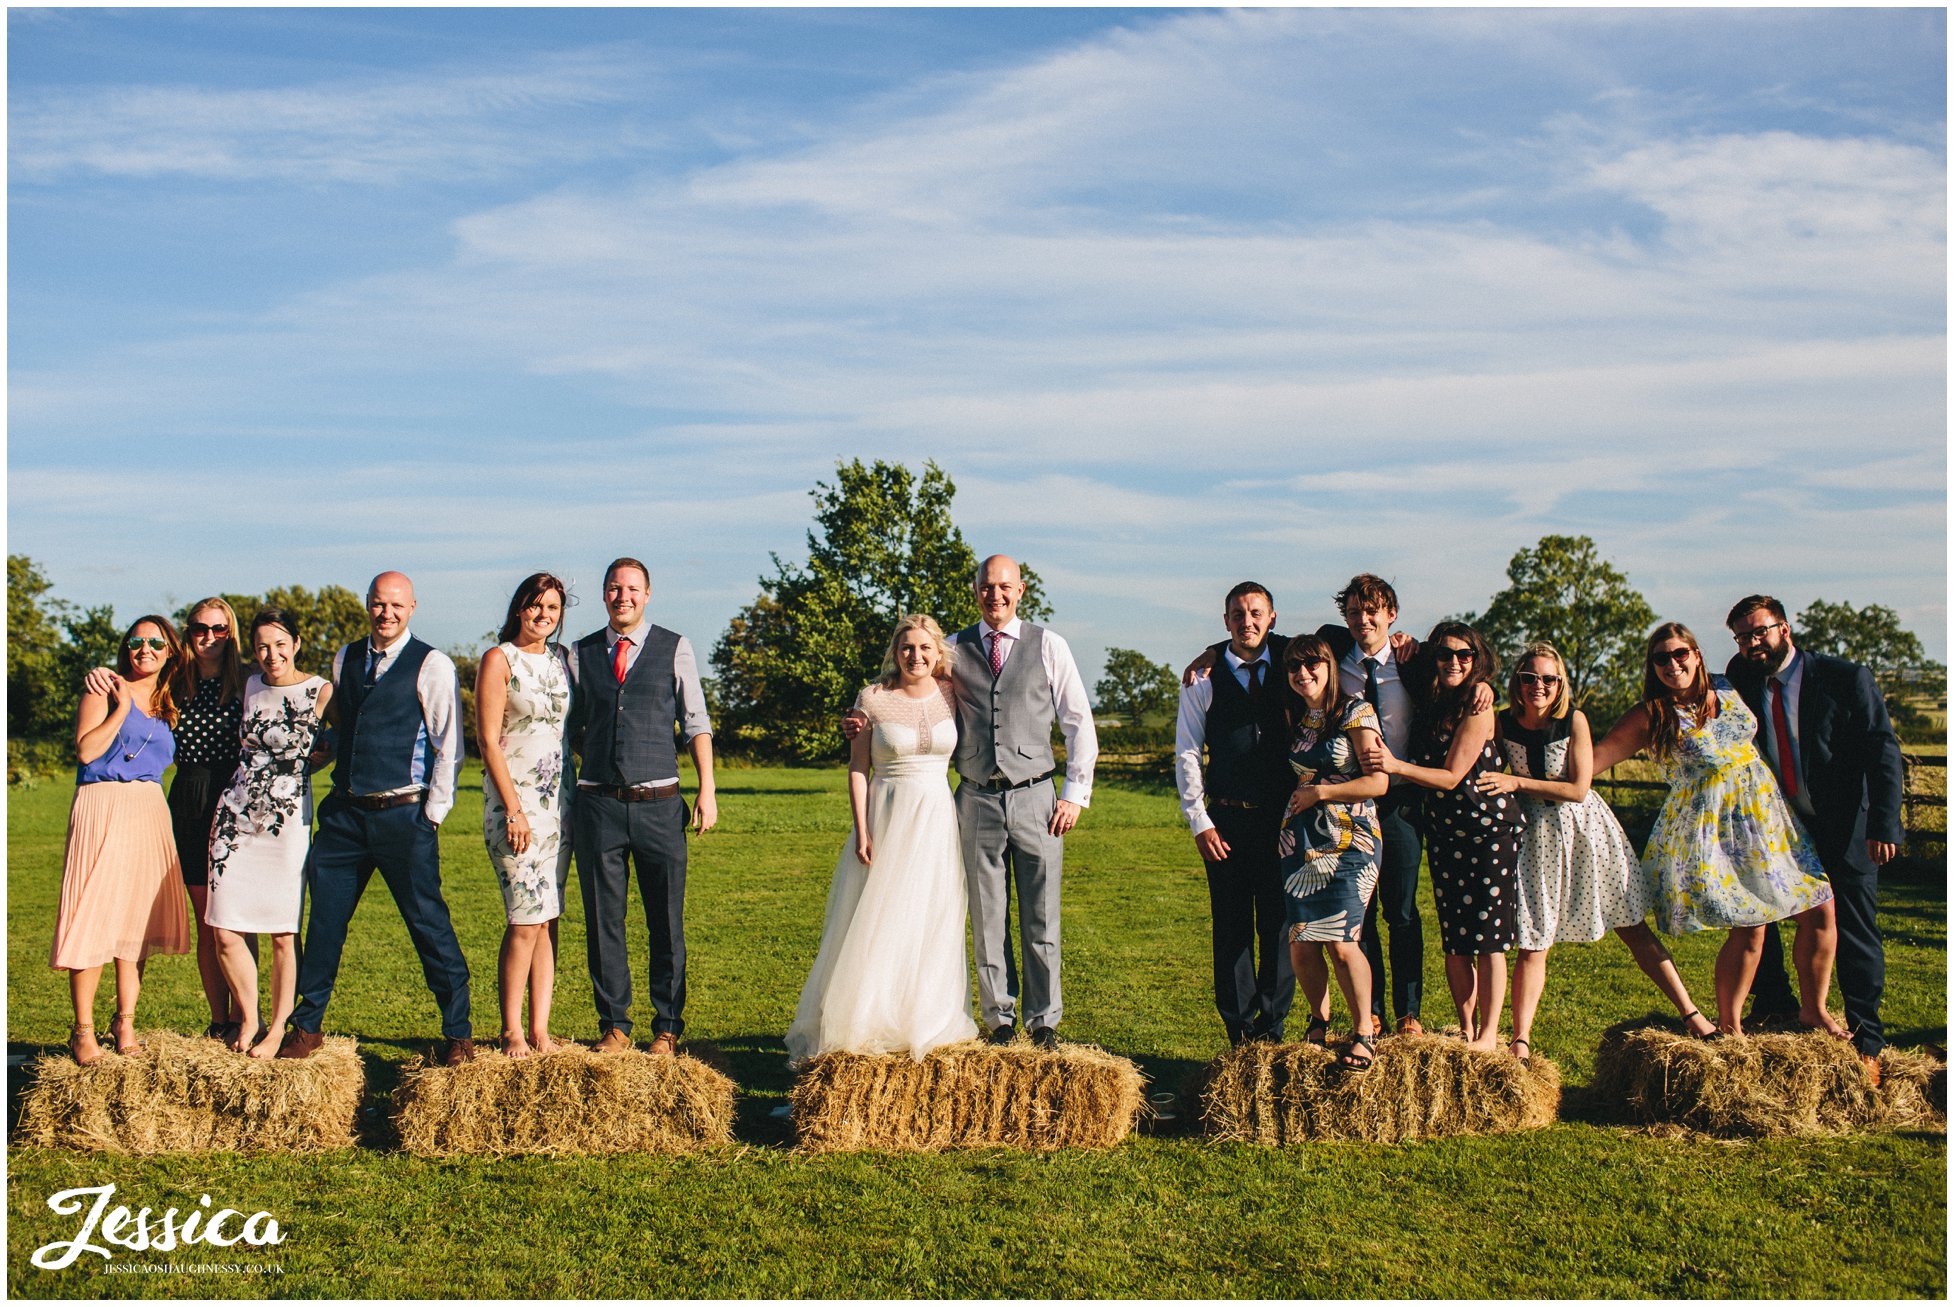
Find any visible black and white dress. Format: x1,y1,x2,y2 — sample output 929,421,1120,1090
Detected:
205,674,325,934
1497,711,1653,949
1413,711,1525,955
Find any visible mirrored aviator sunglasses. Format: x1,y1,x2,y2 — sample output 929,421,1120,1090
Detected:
126,637,170,652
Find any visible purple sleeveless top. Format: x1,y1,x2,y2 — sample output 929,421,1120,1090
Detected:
76,700,176,785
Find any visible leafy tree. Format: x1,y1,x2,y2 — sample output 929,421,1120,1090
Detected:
182,584,368,678
9,555,67,739
1464,534,1657,727
1094,648,1177,726
711,459,1050,762
1795,599,1946,736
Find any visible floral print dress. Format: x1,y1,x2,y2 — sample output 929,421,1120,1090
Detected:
205,674,326,934
1276,696,1383,943
1641,676,1832,934
484,643,575,926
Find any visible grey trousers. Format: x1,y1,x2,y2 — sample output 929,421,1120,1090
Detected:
956,777,1062,1030
572,790,688,1038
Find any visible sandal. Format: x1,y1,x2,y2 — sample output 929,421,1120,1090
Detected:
1510,1037,1531,1067
69,1023,102,1066
1680,1009,1718,1041
110,1013,144,1057
1338,1032,1377,1072
1303,1016,1330,1047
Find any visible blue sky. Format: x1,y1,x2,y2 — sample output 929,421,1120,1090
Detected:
10,8,1946,681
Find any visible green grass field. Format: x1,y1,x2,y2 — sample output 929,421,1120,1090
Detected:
8,763,1946,1298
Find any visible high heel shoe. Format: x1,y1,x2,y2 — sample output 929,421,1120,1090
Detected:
69,1023,103,1066
110,1013,144,1056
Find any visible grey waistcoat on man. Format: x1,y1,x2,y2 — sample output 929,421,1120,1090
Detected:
951,621,1063,1033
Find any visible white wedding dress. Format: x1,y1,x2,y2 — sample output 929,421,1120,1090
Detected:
785,683,978,1063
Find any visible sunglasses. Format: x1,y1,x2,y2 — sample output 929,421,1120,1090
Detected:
186,622,230,638
1288,656,1330,672
1434,646,1475,664
1651,646,1696,668
125,636,170,652
1515,672,1562,688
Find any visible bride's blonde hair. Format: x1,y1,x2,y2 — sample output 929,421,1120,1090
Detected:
878,614,952,689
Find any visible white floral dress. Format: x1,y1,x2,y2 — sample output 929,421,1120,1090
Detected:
206,674,325,934
484,642,574,926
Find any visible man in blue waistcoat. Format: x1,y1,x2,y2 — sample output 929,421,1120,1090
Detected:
279,571,474,1064
566,557,717,1055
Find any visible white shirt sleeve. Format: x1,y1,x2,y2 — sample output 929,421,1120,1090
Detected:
673,635,713,741
1174,676,1215,835
417,649,463,825
1040,630,1097,807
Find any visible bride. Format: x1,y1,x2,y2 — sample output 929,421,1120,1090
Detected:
785,615,979,1062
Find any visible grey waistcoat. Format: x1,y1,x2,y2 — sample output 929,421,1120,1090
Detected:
951,623,1057,784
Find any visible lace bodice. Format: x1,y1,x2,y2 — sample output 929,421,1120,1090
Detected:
855,683,959,772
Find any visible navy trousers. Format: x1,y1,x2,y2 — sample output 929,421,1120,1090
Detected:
1360,787,1425,1024
573,791,688,1038
292,796,472,1038
1203,804,1295,1042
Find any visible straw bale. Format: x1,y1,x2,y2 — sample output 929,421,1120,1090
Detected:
13,1030,362,1154
392,1043,736,1157
1196,1034,1560,1144
789,1039,1145,1153
1590,1022,1946,1138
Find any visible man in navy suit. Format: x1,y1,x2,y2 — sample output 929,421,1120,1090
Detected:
1723,595,1904,1084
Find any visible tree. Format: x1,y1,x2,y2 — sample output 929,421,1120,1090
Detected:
182,584,368,678
711,459,1050,762
1094,648,1177,726
1795,599,1946,736
9,554,66,739
1465,534,1657,727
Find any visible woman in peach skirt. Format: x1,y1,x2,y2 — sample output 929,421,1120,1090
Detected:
52,615,193,1063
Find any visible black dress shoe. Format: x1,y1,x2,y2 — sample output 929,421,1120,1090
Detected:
1030,1025,1059,1051
986,1024,1016,1046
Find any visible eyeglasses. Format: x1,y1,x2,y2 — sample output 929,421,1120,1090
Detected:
125,636,169,652
1434,646,1475,664
1731,622,1786,647
1652,646,1696,668
186,622,230,638
1289,656,1330,672
1515,672,1562,688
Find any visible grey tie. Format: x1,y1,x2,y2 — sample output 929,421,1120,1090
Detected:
1362,656,1380,711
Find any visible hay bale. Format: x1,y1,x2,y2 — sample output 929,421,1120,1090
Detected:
1197,1034,1560,1144
789,1039,1145,1153
393,1043,736,1157
1591,1023,1945,1138
13,1030,362,1154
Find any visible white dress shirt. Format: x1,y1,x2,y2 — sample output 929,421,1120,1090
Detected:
1340,638,1413,773
1173,643,1274,836
329,627,462,825
948,616,1098,806
566,620,714,790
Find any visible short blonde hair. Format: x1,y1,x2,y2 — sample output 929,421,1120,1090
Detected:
1508,642,1571,720
878,614,951,688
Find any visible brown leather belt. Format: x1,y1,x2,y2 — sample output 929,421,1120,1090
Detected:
583,782,681,802
346,789,425,812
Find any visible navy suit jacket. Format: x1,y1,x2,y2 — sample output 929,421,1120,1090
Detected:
1723,650,1905,876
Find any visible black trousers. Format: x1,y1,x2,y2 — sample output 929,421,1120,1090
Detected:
293,796,472,1038
1202,804,1295,1042
1359,787,1425,1023
1749,860,1885,1055
573,790,688,1037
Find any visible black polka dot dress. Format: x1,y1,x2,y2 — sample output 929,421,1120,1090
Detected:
1413,712,1525,955
166,675,242,888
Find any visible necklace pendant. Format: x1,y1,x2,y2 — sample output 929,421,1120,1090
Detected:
123,752,136,760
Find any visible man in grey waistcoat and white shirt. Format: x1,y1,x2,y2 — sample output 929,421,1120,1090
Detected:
950,555,1098,1050
565,557,718,1056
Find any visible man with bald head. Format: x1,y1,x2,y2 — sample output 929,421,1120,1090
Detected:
949,555,1098,1049
279,571,474,1064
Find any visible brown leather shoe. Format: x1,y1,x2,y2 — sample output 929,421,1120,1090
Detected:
440,1037,477,1067
1395,1015,1425,1037
1861,1053,1883,1089
275,1028,324,1060
646,1031,679,1057
594,1028,632,1053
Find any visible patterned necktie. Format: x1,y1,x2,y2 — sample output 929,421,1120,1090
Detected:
989,630,1008,678
613,635,633,685
1769,675,1799,801
363,648,381,690
1362,656,1380,711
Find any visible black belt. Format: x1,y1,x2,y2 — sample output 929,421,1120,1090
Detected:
344,789,425,812
582,782,681,802
1210,798,1266,811
963,770,1055,794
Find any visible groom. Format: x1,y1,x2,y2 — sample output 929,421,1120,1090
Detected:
950,556,1099,1049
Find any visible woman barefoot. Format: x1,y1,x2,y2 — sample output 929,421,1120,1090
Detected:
1377,623,1523,1053
478,574,574,1058
1475,643,1716,1061
52,617,192,1062
205,609,330,1057
1274,635,1388,1071
1591,624,1838,1038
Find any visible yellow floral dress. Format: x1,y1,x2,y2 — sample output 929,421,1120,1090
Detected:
1642,677,1832,934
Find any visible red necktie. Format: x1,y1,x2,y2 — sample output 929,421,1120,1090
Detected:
989,631,1007,677
613,635,632,685
1769,675,1799,801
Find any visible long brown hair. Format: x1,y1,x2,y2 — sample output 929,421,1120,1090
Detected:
498,573,570,646
1420,620,1497,733
176,596,244,707
1281,632,1342,734
1641,622,1711,761
118,615,184,728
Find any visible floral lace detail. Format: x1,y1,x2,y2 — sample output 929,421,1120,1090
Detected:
856,682,956,756
208,676,324,885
